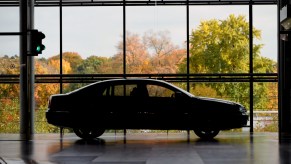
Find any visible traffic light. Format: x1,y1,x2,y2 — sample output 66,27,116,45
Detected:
29,29,45,56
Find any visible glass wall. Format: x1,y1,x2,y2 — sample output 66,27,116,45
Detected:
0,3,278,134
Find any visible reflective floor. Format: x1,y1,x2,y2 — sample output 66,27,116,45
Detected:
0,132,291,164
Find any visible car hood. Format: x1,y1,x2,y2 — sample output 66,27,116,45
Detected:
196,96,240,106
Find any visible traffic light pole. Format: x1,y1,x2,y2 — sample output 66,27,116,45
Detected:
20,0,35,140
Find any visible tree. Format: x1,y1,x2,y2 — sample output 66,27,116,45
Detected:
49,52,83,73
77,56,111,74
143,30,178,57
114,32,150,74
48,58,72,74
113,31,184,74
143,30,184,74
179,14,277,108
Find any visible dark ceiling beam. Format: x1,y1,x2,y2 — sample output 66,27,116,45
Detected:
0,0,277,7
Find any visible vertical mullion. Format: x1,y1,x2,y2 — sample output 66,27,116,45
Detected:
249,3,254,133
123,0,126,78
60,0,63,93
187,0,190,92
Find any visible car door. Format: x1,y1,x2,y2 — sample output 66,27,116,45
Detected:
141,83,183,129
99,82,145,129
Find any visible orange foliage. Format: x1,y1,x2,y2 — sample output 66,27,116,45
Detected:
48,59,72,74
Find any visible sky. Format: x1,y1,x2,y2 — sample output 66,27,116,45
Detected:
0,5,277,61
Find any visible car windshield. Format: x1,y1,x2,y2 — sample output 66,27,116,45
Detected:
158,80,195,98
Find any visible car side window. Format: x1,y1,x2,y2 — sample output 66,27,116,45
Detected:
147,84,175,97
113,85,124,96
102,86,112,96
102,84,138,97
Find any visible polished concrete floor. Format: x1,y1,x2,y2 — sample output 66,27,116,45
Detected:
0,131,290,164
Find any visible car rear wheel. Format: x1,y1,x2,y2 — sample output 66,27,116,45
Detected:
193,128,220,140
73,128,105,140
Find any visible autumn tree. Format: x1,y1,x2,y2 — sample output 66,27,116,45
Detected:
114,32,150,74
0,56,60,133
143,30,185,73
179,14,277,109
49,52,82,73
0,56,20,132
113,31,184,74
0,56,20,100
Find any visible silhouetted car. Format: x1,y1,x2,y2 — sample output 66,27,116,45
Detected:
46,78,249,140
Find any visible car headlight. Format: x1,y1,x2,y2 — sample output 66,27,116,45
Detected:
239,106,247,113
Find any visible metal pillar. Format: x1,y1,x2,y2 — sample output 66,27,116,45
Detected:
249,3,254,133
123,0,126,78
20,0,35,140
278,34,291,137
278,33,291,138
279,2,291,138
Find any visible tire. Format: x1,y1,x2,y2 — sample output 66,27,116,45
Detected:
73,128,105,140
193,128,220,140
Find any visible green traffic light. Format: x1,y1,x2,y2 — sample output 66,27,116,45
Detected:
36,46,41,52
36,45,45,53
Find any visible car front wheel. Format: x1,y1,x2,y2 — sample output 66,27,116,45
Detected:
193,128,220,140
73,128,105,140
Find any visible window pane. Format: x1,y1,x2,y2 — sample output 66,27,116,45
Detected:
253,82,278,132
0,84,20,134
253,5,277,73
127,6,186,74
189,6,249,74
0,46,19,74
0,36,19,56
63,7,123,74
0,7,19,32
35,83,60,133
35,7,60,68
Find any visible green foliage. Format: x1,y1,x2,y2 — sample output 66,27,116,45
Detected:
0,98,20,133
0,55,19,74
49,52,83,73
179,14,277,109
35,107,59,133
77,56,108,74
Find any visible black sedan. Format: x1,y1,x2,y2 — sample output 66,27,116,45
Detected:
46,78,249,140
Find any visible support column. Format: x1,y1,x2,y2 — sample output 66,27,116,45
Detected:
279,33,291,138
279,3,291,139
20,0,35,140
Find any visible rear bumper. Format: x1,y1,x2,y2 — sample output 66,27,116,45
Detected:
46,111,73,128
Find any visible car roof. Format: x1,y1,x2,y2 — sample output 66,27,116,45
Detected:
92,78,169,85
69,78,194,97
